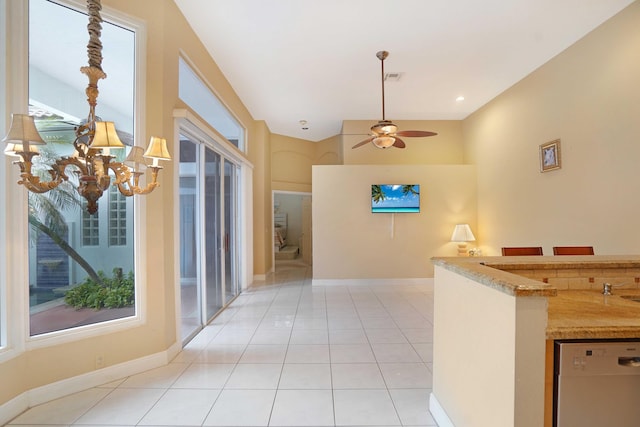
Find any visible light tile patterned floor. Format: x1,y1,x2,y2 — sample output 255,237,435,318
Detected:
7,260,436,426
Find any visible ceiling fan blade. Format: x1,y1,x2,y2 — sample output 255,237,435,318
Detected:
395,130,438,138
352,136,374,149
392,137,406,149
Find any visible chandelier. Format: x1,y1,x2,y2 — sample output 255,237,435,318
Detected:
2,0,170,215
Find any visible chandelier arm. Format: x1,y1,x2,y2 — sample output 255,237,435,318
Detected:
18,171,63,194
57,156,90,178
14,153,92,194
107,162,161,196
115,180,159,196
114,182,135,197
108,162,135,196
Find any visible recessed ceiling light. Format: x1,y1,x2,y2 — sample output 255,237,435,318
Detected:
456,96,465,102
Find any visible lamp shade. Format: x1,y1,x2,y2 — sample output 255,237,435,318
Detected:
90,121,125,150
451,224,476,242
4,142,40,157
143,136,171,162
2,113,46,145
125,146,148,172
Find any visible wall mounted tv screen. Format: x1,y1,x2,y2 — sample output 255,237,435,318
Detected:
371,184,420,213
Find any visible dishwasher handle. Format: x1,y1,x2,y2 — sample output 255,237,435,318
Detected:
618,357,640,367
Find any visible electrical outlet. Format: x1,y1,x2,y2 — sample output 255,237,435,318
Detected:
95,355,104,369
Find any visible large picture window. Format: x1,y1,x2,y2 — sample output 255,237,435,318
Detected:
178,58,245,151
28,0,137,336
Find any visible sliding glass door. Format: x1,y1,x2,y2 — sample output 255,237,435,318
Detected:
179,131,240,344
179,138,199,341
224,160,238,301
205,148,223,319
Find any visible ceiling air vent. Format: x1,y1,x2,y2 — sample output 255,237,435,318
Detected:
384,72,402,82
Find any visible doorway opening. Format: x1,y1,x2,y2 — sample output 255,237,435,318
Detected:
273,191,312,268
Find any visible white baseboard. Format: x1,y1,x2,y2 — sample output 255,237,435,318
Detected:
312,277,434,287
429,392,455,427
0,395,28,427
0,342,181,425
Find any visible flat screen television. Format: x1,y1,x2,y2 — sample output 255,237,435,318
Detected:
371,184,420,213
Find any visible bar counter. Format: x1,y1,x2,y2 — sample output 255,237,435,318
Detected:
432,255,640,339
429,255,640,427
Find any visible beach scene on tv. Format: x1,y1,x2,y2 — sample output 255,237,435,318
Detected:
371,184,420,213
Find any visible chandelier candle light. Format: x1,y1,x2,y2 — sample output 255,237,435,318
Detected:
2,0,170,215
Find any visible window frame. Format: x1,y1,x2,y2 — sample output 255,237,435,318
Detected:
2,0,149,352
0,0,8,354
0,0,30,362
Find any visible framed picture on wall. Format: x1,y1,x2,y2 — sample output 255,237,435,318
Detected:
540,139,561,172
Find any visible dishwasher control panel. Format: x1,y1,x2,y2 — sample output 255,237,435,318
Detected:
557,340,640,376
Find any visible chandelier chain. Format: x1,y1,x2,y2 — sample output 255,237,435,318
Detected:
86,0,104,71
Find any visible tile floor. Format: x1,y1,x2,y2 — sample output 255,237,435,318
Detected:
7,260,436,426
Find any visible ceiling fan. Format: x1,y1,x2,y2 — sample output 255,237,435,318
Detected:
352,51,437,150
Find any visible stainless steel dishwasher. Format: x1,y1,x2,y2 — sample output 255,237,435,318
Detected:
555,340,640,427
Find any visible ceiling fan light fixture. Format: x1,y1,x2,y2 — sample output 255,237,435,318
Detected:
373,136,395,149
371,121,398,136
351,50,437,150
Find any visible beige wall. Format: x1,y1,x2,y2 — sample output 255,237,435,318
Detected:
311,119,470,280
271,132,343,193
315,134,343,165
271,133,315,193
252,121,272,276
312,165,477,279
464,1,640,256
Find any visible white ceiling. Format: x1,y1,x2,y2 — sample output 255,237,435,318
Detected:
174,0,634,142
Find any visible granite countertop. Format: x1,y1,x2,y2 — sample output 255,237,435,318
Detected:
431,256,558,297
547,289,640,339
432,256,640,340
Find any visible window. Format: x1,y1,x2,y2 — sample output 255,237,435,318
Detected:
109,190,127,246
82,202,100,246
178,57,245,150
27,0,137,336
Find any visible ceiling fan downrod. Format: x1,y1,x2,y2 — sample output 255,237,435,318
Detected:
376,50,389,121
